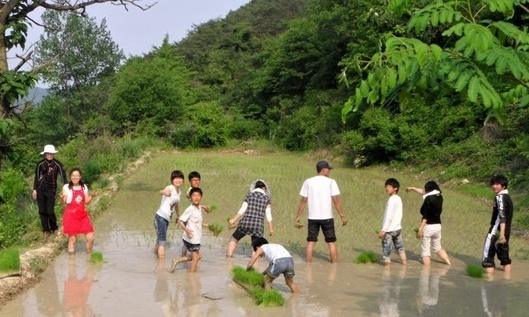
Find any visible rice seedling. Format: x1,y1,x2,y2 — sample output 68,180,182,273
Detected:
355,251,378,264
231,266,284,306
232,266,264,287
0,248,20,273
466,264,484,278
89,251,104,264
251,288,285,307
208,223,225,237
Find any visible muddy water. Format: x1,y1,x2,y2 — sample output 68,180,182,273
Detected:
3,179,529,316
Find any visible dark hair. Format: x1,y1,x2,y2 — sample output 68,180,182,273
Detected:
189,187,203,197
171,170,184,182
188,171,201,181
490,175,508,188
255,180,266,189
384,178,400,192
68,168,85,189
252,237,269,251
424,180,441,193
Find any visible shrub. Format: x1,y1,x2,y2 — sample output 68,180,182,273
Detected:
0,248,20,272
355,251,378,264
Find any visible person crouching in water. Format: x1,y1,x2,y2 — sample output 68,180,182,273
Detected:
246,237,299,293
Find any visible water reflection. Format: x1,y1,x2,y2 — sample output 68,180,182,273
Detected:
379,266,405,316
62,256,94,317
481,275,508,317
35,263,61,316
153,260,177,316
416,266,448,315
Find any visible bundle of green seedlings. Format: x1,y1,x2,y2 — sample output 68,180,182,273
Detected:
466,264,485,278
89,251,104,264
231,266,285,306
355,251,378,264
208,223,225,237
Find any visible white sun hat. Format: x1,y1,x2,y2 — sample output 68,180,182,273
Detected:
40,144,58,155
249,179,271,197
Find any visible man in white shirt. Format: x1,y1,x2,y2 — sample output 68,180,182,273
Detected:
295,160,347,263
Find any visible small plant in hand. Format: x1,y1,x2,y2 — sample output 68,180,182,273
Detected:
466,264,485,278
355,251,378,264
414,227,420,239
89,251,104,264
0,248,20,273
231,266,284,307
208,223,225,237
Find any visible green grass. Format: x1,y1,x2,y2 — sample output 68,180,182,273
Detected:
0,248,20,272
231,266,284,306
101,150,529,262
355,251,378,264
466,264,485,278
89,251,104,264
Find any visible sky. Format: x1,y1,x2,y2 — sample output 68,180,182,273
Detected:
19,0,251,58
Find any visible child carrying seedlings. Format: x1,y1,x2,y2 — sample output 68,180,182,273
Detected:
482,175,514,274
226,179,273,257
246,237,299,293
170,187,208,273
378,178,407,265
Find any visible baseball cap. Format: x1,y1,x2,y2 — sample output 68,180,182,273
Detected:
316,160,333,172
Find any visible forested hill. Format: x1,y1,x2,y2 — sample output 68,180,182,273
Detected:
23,0,529,193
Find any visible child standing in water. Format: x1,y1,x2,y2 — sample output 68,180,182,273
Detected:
171,187,207,273
61,168,94,255
378,178,407,265
153,170,184,258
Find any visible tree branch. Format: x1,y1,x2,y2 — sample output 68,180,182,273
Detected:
518,4,529,14
11,0,156,21
13,50,32,72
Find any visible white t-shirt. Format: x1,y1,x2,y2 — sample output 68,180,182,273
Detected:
179,204,203,244
299,175,340,220
380,195,403,232
261,244,292,263
155,185,180,221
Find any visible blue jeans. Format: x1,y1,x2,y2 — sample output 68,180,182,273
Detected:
382,229,404,260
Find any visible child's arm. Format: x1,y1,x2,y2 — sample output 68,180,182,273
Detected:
295,197,307,226
178,219,193,239
229,202,248,226
266,205,274,236
159,185,172,197
246,247,265,270
406,187,425,195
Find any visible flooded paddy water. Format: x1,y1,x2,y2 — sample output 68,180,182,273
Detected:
3,152,529,316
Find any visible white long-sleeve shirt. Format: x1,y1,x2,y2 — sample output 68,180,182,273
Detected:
381,195,403,232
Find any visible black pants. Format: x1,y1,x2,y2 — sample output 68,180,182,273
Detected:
37,188,58,232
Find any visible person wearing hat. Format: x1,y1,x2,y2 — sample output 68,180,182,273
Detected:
295,160,347,263
33,144,67,241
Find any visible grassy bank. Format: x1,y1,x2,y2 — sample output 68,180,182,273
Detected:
135,149,529,264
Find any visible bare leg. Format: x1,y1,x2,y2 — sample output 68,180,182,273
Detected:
226,240,238,257
189,251,200,273
285,276,299,293
422,255,431,266
157,245,166,258
503,263,512,273
68,235,76,254
436,249,451,265
306,241,315,262
399,251,407,265
264,275,275,290
328,242,338,263
85,232,94,254
180,244,187,257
